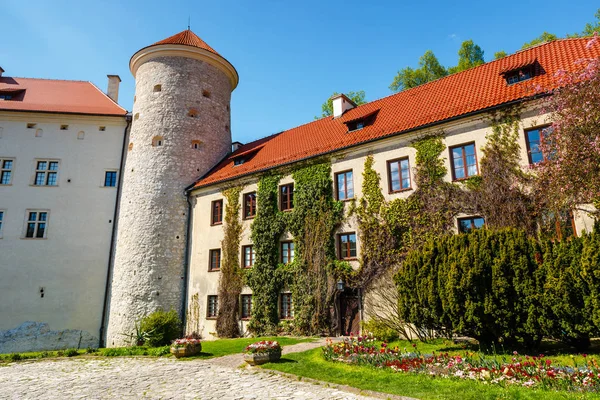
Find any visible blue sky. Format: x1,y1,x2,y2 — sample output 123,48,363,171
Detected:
2,0,598,144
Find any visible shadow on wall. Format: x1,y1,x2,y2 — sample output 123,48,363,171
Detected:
0,322,98,354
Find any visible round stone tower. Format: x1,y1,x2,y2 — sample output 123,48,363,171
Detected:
105,30,238,346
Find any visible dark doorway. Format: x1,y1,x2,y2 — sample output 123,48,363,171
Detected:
339,288,361,335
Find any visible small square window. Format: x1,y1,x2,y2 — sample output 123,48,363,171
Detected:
207,295,218,318
27,123,37,129
457,216,485,233
211,200,223,225
209,249,221,271
99,126,106,132
60,125,69,130
104,171,117,187
338,233,357,260
279,183,294,211
241,294,252,319
243,192,256,219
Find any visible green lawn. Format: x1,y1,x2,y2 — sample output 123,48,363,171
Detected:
261,344,600,400
0,336,313,363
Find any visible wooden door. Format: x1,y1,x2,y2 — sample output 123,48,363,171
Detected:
339,289,360,335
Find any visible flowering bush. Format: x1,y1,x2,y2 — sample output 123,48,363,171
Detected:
245,340,281,354
171,336,201,349
323,335,600,392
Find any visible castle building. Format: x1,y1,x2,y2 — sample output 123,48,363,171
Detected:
0,31,599,351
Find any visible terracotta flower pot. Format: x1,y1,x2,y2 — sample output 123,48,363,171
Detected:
244,349,282,365
170,343,201,358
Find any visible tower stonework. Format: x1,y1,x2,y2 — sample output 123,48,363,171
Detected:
105,30,238,346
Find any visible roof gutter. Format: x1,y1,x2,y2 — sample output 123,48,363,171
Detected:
99,113,132,348
188,94,550,193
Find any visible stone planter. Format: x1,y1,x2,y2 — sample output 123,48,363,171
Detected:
170,343,201,358
244,350,282,365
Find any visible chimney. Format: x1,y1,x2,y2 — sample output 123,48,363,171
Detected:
232,141,243,152
0,67,4,77
106,75,121,103
331,93,357,118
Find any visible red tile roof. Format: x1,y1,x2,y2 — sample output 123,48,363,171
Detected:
193,38,600,189
152,29,221,57
0,77,127,116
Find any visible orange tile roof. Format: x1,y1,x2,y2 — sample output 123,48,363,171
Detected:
152,29,221,57
193,38,600,189
0,77,127,116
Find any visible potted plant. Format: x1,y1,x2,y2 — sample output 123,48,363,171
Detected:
170,336,202,358
244,340,282,365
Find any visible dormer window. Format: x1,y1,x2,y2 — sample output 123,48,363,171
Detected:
0,94,12,100
505,67,532,85
233,157,245,166
344,109,379,133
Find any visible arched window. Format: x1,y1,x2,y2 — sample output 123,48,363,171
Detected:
188,108,198,118
202,89,211,98
191,140,202,150
128,142,134,151
77,131,85,140
134,113,140,121
152,136,164,147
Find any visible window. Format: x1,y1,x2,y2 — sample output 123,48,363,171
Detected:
27,123,37,129
387,158,411,192
202,89,211,98
281,241,295,264
541,210,576,240
280,293,293,319
450,143,478,180
77,131,85,140
242,245,255,268
207,295,218,318
233,157,245,166
34,160,59,186
191,140,202,150
279,183,294,211
0,94,13,100
152,136,163,147
241,294,252,319
25,211,48,239
188,108,198,118
525,126,553,165
457,216,485,233
1,159,13,185
0,211,4,237
505,67,532,85
60,125,69,130
104,171,117,187
338,233,357,260
99,126,106,132
211,200,223,225
209,249,221,271
335,170,354,200
243,192,256,219
153,84,162,92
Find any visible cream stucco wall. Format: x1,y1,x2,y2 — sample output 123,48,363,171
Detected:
187,105,597,339
0,111,127,352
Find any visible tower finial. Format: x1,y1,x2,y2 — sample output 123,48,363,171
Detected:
188,16,190,30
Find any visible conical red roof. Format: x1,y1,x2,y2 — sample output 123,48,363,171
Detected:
152,29,221,57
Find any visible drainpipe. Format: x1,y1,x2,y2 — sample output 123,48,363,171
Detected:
181,192,193,335
99,113,131,348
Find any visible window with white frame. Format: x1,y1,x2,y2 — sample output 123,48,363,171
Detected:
34,160,59,186
1,159,14,185
24,211,48,238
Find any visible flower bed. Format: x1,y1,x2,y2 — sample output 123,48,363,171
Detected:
170,336,201,358
244,340,282,365
322,334,600,392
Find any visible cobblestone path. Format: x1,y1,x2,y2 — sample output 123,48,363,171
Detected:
0,356,379,399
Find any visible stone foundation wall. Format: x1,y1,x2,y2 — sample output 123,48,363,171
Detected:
0,322,98,354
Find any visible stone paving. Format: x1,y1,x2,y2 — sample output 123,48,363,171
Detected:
0,340,381,400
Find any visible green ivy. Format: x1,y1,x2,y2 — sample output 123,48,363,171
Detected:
247,173,286,335
216,186,244,337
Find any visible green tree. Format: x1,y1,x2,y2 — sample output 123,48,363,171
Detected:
582,8,600,36
494,50,508,60
448,40,485,74
521,32,558,49
389,50,448,92
318,91,366,119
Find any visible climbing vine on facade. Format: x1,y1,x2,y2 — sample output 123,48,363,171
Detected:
216,186,244,337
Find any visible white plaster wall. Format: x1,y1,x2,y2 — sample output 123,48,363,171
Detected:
187,106,596,338
0,111,126,351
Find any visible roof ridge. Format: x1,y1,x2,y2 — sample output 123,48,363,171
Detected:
87,81,128,113
2,76,94,84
